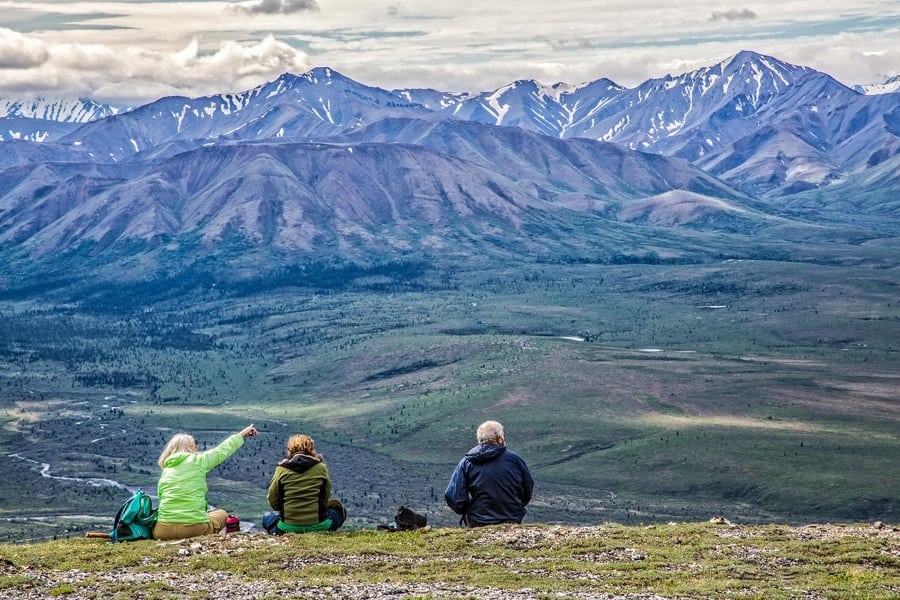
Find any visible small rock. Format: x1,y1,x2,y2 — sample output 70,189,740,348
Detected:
190,543,203,552
873,521,884,529
178,548,190,556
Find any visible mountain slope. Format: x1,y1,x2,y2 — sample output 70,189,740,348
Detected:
339,117,748,203
0,96,126,142
398,51,900,202
56,68,430,161
0,51,897,274
0,96,123,123
1,128,771,265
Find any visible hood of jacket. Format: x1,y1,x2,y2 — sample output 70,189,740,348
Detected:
278,452,322,474
163,453,190,468
464,443,507,465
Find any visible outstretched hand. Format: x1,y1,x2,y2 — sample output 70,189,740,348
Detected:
240,424,258,438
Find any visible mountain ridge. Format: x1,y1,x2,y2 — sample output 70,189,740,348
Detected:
0,50,897,276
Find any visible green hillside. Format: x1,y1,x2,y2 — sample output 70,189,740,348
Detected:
1,249,898,540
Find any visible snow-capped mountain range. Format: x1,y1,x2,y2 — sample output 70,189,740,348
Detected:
0,51,897,273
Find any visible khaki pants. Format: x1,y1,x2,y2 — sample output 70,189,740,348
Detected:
152,509,228,541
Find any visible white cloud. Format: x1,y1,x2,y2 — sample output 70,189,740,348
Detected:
0,0,897,101
0,29,308,102
775,32,900,88
0,28,49,69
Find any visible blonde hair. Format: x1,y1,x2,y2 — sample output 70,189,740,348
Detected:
286,434,321,460
158,433,197,468
477,420,505,445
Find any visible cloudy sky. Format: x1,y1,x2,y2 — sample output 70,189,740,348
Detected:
1,0,898,103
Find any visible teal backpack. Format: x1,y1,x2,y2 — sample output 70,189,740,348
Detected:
110,488,157,542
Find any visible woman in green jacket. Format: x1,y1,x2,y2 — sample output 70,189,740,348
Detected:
152,424,257,541
264,434,345,533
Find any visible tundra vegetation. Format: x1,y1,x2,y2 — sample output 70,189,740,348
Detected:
0,244,898,542
0,522,897,599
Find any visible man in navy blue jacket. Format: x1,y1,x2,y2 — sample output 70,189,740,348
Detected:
444,420,534,526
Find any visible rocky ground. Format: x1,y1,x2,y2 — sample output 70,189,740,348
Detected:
1,521,897,599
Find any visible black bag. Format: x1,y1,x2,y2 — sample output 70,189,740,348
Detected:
394,506,427,530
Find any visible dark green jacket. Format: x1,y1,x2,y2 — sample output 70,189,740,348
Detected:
267,453,331,526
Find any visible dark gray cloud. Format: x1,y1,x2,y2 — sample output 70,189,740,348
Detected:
230,0,320,16
710,9,757,22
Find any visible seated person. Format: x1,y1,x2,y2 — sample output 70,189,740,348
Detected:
444,420,534,527
153,424,257,541
264,434,345,533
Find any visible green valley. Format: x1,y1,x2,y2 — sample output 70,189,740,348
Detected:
1,244,897,541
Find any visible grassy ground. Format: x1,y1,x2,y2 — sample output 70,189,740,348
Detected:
0,521,897,599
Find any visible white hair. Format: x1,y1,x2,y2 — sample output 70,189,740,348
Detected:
476,420,505,445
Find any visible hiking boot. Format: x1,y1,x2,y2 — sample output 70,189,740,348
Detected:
261,511,281,535
326,498,346,525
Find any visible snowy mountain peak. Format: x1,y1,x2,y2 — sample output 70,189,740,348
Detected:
725,50,787,69
704,51,809,96
490,79,556,101
0,96,125,123
301,66,343,85
553,78,623,96
253,68,351,100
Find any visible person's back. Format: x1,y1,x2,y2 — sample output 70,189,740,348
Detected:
444,420,534,527
153,424,257,541
265,434,346,533
269,452,331,526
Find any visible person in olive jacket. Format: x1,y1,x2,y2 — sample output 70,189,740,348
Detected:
444,420,534,527
152,424,257,541
264,434,345,533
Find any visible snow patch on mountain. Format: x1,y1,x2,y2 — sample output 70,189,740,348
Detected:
0,96,125,122
853,75,900,95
